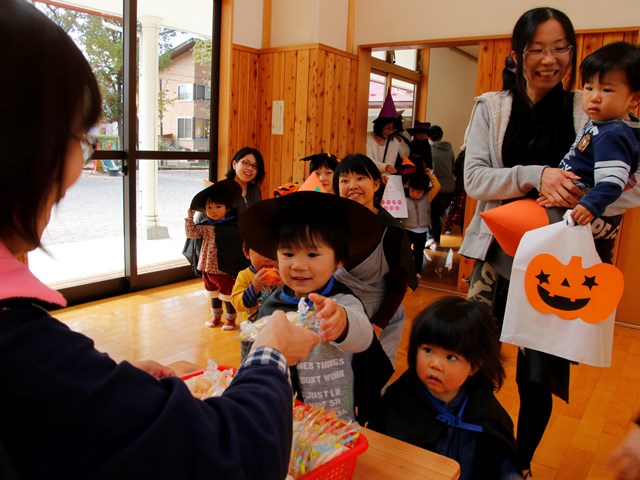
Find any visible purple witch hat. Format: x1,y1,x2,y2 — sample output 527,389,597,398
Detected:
378,89,398,119
374,89,402,130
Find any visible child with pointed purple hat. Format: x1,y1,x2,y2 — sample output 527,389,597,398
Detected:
366,89,404,175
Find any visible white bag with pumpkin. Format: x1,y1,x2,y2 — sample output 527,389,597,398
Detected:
501,211,624,367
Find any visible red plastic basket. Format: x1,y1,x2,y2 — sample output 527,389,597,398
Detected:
296,432,368,480
180,366,235,381
181,369,368,479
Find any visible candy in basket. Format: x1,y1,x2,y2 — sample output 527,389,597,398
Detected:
288,402,367,480
182,359,235,399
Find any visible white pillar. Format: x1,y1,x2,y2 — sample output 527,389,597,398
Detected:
138,15,168,240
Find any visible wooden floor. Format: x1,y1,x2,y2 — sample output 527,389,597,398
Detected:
54,278,640,479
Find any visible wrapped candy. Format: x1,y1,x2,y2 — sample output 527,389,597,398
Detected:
237,297,317,342
183,359,234,399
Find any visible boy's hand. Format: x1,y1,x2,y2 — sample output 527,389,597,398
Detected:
253,267,280,291
571,205,594,226
187,209,195,220
309,292,348,343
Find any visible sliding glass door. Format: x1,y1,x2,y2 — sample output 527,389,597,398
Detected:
29,0,220,305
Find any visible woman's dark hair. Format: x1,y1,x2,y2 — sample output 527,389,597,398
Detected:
580,41,640,92
372,117,401,137
511,7,577,100
0,0,102,250
502,55,518,91
408,296,506,390
333,154,383,204
274,223,349,264
407,170,431,191
225,146,266,186
309,153,339,173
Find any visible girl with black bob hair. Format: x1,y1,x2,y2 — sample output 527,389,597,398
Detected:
370,297,523,479
0,2,318,477
406,296,506,389
332,154,417,423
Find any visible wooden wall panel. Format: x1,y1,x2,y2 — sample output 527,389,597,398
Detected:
305,49,320,168
323,52,337,155
257,52,273,183
270,52,285,192
475,40,497,96
313,50,327,156
491,40,512,91
337,55,351,157
282,51,297,183
247,52,259,146
614,208,640,326
293,49,310,182
347,60,358,154
237,50,250,147
233,45,358,194
227,46,260,174
229,48,240,155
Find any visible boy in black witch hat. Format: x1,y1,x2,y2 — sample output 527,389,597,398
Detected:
239,191,392,422
186,179,249,330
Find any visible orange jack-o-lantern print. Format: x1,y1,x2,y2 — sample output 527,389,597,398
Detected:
524,254,624,324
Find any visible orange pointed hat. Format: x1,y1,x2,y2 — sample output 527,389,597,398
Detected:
298,172,327,193
400,157,417,176
480,199,550,256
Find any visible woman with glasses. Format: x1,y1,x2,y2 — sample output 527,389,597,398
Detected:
460,7,640,478
224,146,266,215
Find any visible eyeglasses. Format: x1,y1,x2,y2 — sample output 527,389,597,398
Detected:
523,45,573,58
238,158,258,170
74,134,97,165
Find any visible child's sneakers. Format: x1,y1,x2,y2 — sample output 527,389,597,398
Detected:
205,315,222,328
222,319,236,331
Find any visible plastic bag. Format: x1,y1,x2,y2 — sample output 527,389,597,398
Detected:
502,211,624,367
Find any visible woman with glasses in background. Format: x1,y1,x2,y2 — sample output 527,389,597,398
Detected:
224,146,266,215
460,7,640,478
